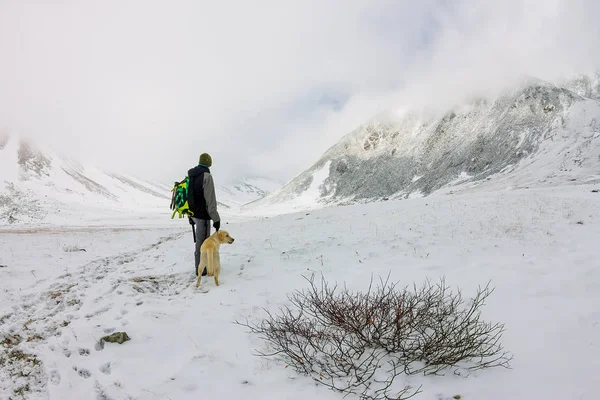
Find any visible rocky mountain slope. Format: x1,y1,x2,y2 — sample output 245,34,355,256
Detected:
246,75,600,211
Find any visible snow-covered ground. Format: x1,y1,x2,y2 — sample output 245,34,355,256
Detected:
1,184,599,399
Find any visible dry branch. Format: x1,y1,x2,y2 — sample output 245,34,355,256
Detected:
236,274,511,400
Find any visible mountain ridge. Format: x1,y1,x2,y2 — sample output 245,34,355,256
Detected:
0,135,172,224
245,74,600,212
0,134,282,224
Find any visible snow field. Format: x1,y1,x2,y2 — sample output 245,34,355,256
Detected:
1,184,599,399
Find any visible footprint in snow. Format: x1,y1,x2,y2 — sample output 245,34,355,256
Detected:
65,313,80,321
84,305,112,319
78,348,90,356
100,362,111,375
73,366,92,379
49,369,61,385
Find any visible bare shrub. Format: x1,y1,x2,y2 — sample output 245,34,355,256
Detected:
236,274,511,400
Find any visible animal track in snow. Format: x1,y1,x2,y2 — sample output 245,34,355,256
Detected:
78,348,90,356
1,232,182,399
49,370,61,385
100,362,111,375
84,305,112,319
73,366,92,379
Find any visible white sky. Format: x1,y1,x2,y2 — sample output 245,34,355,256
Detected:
1,0,599,184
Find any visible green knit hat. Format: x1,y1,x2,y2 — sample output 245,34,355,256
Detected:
199,153,212,167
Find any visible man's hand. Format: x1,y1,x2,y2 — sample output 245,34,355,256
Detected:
213,220,220,231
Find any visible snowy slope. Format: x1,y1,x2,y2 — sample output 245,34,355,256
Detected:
1,183,599,399
0,135,174,226
561,71,600,100
246,76,600,214
0,134,280,225
217,177,283,209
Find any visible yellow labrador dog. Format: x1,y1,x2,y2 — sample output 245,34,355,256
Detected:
195,230,235,288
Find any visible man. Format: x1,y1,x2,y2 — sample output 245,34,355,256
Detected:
187,152,221,276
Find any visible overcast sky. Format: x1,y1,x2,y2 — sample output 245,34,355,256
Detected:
1,0,599,185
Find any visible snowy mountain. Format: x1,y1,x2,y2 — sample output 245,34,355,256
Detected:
0,134,282,225
560,71,600,101
217,177,283,209
246,75,600,213
0,134,173,225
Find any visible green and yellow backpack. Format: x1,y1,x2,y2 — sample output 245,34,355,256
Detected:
170,177,194,219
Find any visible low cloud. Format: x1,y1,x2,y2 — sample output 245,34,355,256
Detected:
1,0,598,184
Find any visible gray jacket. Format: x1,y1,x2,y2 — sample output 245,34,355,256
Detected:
201,172,220,222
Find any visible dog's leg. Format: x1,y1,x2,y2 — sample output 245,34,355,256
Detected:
206,250,216,286
214,252,221,286
195,252,206,288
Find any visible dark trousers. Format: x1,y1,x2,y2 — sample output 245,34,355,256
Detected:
192,217,211,276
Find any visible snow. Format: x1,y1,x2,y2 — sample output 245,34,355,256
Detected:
0,135,171,226
242,177,284,194
1,182,599,400
216,177,284,209
244,161,334,217
252,79,600,206
295,161,332,205
0,134,20,185
446,171,472,186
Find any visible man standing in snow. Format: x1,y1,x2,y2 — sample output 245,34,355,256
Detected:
187,152,221,276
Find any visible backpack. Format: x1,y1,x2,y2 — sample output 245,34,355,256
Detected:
170,177,194,219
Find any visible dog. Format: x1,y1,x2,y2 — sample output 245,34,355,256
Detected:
195,230,235,288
